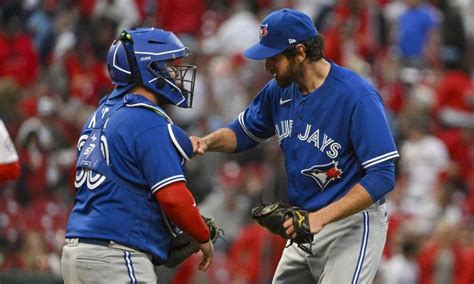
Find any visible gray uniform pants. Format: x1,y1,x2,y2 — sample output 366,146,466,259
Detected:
61,238,158,284
273,202,388,284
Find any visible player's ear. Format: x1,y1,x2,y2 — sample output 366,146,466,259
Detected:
294,44,307,62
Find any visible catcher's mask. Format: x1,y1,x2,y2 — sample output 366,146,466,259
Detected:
106,28,197,108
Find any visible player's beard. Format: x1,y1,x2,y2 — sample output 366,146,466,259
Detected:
274,60,300,88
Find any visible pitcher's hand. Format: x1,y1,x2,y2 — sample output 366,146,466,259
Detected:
190,136,207,155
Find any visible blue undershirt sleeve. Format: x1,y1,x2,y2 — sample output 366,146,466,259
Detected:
350,92,398,201
359,161,396,202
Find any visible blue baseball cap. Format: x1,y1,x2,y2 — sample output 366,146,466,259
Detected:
244,8,317,60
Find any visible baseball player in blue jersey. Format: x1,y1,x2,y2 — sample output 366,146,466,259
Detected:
61,28,214,283
192,8,399,283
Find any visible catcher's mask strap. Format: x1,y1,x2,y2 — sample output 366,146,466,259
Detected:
118,30,143,85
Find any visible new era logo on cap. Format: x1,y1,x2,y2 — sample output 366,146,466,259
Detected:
244,8,318,60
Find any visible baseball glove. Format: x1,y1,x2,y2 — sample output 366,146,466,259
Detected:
250,201,314,254
164,216,223,268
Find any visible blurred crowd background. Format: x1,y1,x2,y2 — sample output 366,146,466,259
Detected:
0,0,473,283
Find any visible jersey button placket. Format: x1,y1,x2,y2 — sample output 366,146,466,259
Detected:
294,102,303,160
297,100,304,120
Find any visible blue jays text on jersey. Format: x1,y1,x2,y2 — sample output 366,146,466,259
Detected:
65,94,193,263
275,121,342,158
229,62,399,211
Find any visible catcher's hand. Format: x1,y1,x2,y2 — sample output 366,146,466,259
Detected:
164,216,223,268
250,201,314,254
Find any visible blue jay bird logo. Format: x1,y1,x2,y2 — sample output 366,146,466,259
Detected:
301,161,343,190
260,24,269,39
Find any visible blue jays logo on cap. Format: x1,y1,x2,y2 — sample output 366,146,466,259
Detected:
301,161,343,191
260,24,268,40
244,8,318,60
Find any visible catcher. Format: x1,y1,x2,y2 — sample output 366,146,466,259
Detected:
62,28,219,283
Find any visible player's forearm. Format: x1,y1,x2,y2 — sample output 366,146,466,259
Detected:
155,181,210,242
309,184,373,229
203,128,237,153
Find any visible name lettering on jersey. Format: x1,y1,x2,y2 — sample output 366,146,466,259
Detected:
101,107,110,119
88,112,97,128
275,120,293,143
88,108,110,129
298,124,341,158
301,161,343,190
103,118,110,129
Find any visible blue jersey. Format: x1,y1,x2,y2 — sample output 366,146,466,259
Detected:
66,94,192,263
398,6,438,58
229,62,399,210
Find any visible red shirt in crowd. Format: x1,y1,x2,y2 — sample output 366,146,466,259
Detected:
0,32,38,87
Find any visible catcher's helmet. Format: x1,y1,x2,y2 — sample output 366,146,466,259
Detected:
106,27,196,108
